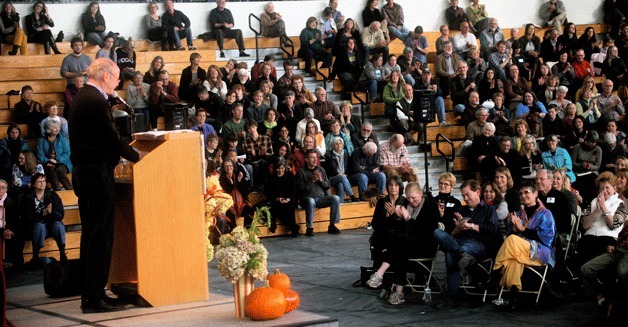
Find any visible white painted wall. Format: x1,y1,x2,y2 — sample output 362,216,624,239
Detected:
14,0,604,42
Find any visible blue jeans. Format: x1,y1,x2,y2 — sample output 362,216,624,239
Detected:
404,74,415,86
32,220,66,252
433,229,487,295
85,31,108,47
435,96,446,123
359,79,386,101
388,25,410,42
330,175,353,203
299,195,340,228
172,27,193,48
349,172,386,196
454,104,466,116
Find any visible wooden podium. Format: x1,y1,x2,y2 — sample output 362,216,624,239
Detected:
110,131,209,307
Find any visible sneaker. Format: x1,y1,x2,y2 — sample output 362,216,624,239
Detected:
239,51,251,57
439,121,452,126
305,228,314,236
188,45,197,50
177,46,185,51
458,252,476,270
220,51,225,58
327,224,341,234
388,292,405,305
366,273,383,288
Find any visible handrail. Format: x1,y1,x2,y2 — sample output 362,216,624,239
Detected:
435,133,455,173
279,35,294,59
313,59,328,90
248,13,261,63
352,89,367,123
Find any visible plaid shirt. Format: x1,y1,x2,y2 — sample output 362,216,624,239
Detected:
378,141,410,167
596,93,625,122
243,135,274,162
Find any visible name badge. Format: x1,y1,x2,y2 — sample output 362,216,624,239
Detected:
546,197,556,204
446,202,455,208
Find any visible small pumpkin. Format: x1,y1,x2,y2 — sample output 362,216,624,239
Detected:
244,282,287,320
283,289,300,313
267,269,290,293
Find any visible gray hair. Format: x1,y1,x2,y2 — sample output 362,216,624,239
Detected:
475,107,488,116
44,120,60,135
314,86,325,94
334,137,344,146
482,122,496,134
285,90,295,97
363,141,378,154
605,132,617,144
362,121,373,129
557,85,568,93
304,107,314,118
238,68,248,77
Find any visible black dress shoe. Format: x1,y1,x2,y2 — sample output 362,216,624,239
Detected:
81,300,130,314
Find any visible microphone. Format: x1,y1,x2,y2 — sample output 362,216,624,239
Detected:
111,91,130,108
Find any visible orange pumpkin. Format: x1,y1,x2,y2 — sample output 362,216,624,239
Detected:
283,289,300,313
244,283,287,320
267,269,290,293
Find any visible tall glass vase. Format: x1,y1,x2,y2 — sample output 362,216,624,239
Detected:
233,273,254,318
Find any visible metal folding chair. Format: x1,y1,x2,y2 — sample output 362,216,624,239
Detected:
404,223,445,295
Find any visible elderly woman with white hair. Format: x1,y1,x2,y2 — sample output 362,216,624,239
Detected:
36,120,72,191
469,122,500,180
600,132,628,173
548,85,572,118
324,137,359,203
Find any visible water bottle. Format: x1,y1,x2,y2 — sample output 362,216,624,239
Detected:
422,287,432,303
492,297,508,305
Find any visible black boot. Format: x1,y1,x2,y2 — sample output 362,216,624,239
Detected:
43,41,51,55
8,45,19,56
507,286,519,311
50,37,61,54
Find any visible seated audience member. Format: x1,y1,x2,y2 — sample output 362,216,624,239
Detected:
295,108,322,146
324,137,359,203
433,179,499,304
517,24,542,79
219,158,254,229
525,106,544,138
467,0,490,32
259,80,278,110
466,48,488,84
539,28,561,63
601,133,628,173
258,108,280,139
265,157,298,235
361,21,390,63
435,41,461,97
576,88,602,126
535,169,573,236
414,69,450,126
324,119,353,156
510,42,532,81
366,181,439,305
552,169,581,215
379,134,417,182
548,86,571,116
296,149,341,236
205,134,222,169
162,0,196,51
564,115,589,150
37,120,72,191
292,75,316,112
488,41,512,82
391,83,419,143
468,123,500,181
148,70,179,129
116,38,136,84
222,103,247,141
80,1,114,48
580,217,628,315
381,0,410,42
542,134,576,182
452,21,477,60
260,2,287,43
64,76,85,119
332,17,363,57
298,17,332,76
604,119,626,148
256,63,279,94
492,181,556,311
538,75,559,106
496,137,521,180
1,124,31,174
551,51,575,89
11,150,43,201
516,92,547,119
597,80,625,128
575,76,599,102
143,55,164,85
359,54,388,103
490,94,512,136
383,70,405,113
445,0,469,31
338,101,361,137
25,1,61,55
178,53,206,103
572,49,594,91
543,105,567,140
351,122,379,149
578,27,602,61
326,0,345,28
195,86,223,132
1,1,27,55
361,0,387,34
465,105,488,141
348,141,385,196
479,18,504,58
602,46,627,88
247,91,269,123
461,92,484,128
540,0,568,34
504,65,531,109
505,28,519,50
451,61,477,116
319,7,338,48
578,172,625,265
311,87,341,133
40,101,69,139
191,110,216,143
478,68,504,104
571,131,603,203
494,167,521,213
435,25,451,55
428,173,462,233
482,182,509,233
145,1,168,51
383,54,401,78
510,119,531,152
519,135,543,181
531,64,551,100
21,173,66,264
251,55,277,84
126,72,151,132
14,85,46,138
277,61,296,99
404,26,428,65
274,125,294,154
243,120,273,188
293,135,319,172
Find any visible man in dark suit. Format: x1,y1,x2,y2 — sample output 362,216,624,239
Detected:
69,58,143,314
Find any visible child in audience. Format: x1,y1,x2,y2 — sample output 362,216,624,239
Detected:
191,109,216,143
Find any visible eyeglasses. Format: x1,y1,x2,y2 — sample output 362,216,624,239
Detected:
0,186,6,190
519,190,532,195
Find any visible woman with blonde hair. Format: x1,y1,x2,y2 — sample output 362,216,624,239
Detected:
616,157,628,173
494,166,520,212
143,55,164,85
616,168,628,200
519,135,542,180
575,76,599,101
339,100,361,136
511,119,532,152
552,169,580,214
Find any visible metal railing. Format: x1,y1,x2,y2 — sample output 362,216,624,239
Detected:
279,35,294,60
313,59,329,90
248,13,261,63
352,89,368,123
435,133,456,173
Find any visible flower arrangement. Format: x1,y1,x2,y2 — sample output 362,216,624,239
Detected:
215,224,269,284
204,175,234,262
